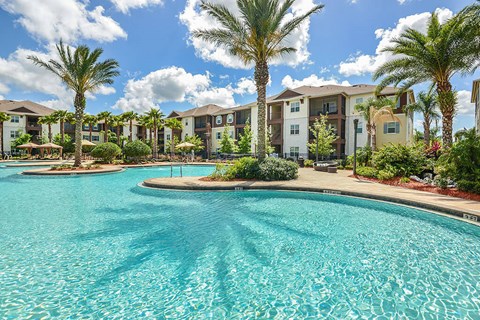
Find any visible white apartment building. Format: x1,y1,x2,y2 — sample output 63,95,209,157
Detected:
472,79,480,135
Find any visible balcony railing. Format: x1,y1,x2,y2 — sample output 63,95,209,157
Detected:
269,111,282,121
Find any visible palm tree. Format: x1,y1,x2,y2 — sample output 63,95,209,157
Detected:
138,115,153,143
97,111,113,143
373,5,480,147
29,41,119,167
193,0,323,161
111,115,125,146
354,97,399,151
145,108,164,158
83,114,98,141
0,112,11,155
122,111,138,142
38,114,57,143
51,110,74,144
404,88,440,147
164,118,183,158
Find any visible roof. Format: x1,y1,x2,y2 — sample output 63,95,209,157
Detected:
212,104,251,115
0,100,55,116
173,104,224,118
472,79,480,103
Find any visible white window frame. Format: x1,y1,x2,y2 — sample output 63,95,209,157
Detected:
10,130,20,139
166,134,171,140
384,121,400,134
216,116,222,125
290,124,299,135
83,135,90,141
289,146,299,157
355,97,364,104
92,136,100,142
10,115,20,123
226,114,234,124
290,101,300,113
356,122,363,134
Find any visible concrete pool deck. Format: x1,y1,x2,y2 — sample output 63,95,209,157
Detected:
144,168,480,222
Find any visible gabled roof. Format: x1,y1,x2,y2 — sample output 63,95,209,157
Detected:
177,104,224,117
472,79,480,103
166,110,184,118
0,100,55,116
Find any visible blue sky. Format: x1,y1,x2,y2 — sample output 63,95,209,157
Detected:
0,0,477,131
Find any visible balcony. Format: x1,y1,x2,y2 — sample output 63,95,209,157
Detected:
26,122,42,131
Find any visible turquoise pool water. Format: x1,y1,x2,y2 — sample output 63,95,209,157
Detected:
0,165,479,318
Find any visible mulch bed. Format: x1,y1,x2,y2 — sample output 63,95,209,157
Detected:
351,175,480,201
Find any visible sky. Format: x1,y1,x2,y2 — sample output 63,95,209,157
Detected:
0,0,477,132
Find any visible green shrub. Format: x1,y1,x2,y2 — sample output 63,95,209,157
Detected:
304,159,314,167
400,177,410,184
456,180,480,194
377,167,396,180
259,158,298,181
229,157,260,179
373,143,427,178
91,142,122,163
123,140,152,162
209,163,233,181
356,166,376,178
433,175,449,189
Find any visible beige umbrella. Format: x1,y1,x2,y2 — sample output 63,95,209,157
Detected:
17,142,39,155
81,139,96,146
38,142,63,157
176,142,196,149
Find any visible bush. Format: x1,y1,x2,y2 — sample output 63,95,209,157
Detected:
304,159,314,167
355,166,376,178
91,142,122,163
259,157,298,181
377,167,396,180
433,175,449,189
373,143,427,178
400,177,410,184
228,157,260,179
209,163,233,181
456,180,480,194
123,140,152,162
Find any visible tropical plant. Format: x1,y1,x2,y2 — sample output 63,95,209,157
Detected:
111,115,125,147
97,111,113,143
11,132,31,149
193,0,323,161
164,117,182,157
51,110,74,144
91,142,122,163
373,4,480,147
355,166,376,178
219,124,238,154
237,120,253,154
138,115,153,143
0,112,11,153
82,114,98,142
354,97,399,150
123,140,152,163
145,109,165,158
165,136,181,155
404,88,440,147
122,111,138,142
228,157,260,179
38,114,57,143
53,133,74,153
372,143,428,178
29,42,119,166
259,157,298,181
183,134,205,153
307,115,338,162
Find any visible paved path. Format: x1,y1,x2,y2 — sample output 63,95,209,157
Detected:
144,168,480,223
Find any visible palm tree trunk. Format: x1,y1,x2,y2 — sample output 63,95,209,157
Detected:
149,128,152,145
48,124,52,143
89,127,93,141
153,121,158,159
366,124,372,148
423,116,431,147
60,120,65,143
255,61,269,161
104,120,109,142
0,123,3,155
116,126,121,146
371,125,377,151
436,82,455,147
129,120,133,142
73,93,85,167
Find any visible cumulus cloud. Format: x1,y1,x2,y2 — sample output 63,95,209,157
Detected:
281,74,351,88
110,0,164,13
338,8,453,77
457,90,475,115
0,0,126,43
179,0,319,69
114,67,258,112
0,45,116,110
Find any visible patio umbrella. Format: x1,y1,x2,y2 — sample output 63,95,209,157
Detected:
176,142,196,149
81,140,96,146
17,142,39,155
38,142,63,157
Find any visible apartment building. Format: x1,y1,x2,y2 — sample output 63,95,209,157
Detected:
472,79,480,135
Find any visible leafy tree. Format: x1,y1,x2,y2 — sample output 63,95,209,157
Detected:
122,111,138,142
0,112,11,154
145,108,164,158
53,133,74,153
38,114,57,143
11,132,31,149
138,115,154,143
165,136,181,155
97,111,113,143
354,97,398,150
184,134,205,153
238,120,253,154
111,115,125,147
123,140,151,162
91,142,122,163
307,115,338,162
51,110,74,144
373,4,480,147
219,124,238,154
164,118,183,157
83,114,98,141
193,0,323,161
29,42,119,167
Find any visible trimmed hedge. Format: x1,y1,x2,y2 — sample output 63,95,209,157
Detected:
355,166,376,178
259,158,298,181
91,142,122,163
123,140,151,162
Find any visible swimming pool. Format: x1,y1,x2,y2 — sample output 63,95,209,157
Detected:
1,165,479,318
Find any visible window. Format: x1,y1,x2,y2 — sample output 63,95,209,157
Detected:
323,101,337,114
216,116,222,125
384,122,400,134
216,132,221,140
166,134,171,140
92,124,99,130
290,124,299,135
290,101,300,112
10,115,20,123
290,147,299,157
355,97,364,104
82,124,89,131
10,130,20,138
226,114,234,124
185,120,189,126
356,122,363,134
83,135,90,141
92,136,100,142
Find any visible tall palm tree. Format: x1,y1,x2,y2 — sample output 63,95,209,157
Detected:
83,114,98,141
29,42,119,167
193,0,323,161
122,111,138,142
38,114,57,143
51,110,74,144
164,118,183,158
111,115,125,146
0,112,11,155
404,88,440,147
373,6,480,147
138,115,152,143
145,109,164,158
354,97,399,151
97,111,113,143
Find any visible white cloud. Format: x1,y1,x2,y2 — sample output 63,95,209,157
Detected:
189,88,236,108
281,74,351,88
232,78,256,95
457,90,475,115
338,8,453,77
0,0,126,43
110,0,164,13
179,0,319,69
